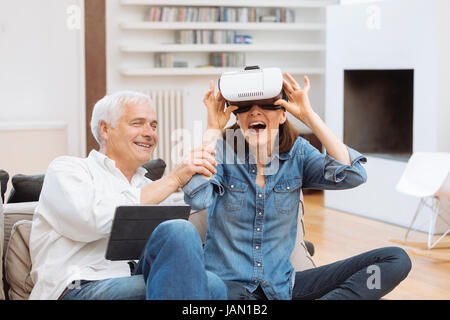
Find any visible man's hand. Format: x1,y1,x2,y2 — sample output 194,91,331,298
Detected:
168,146,218,188
140,146,217,205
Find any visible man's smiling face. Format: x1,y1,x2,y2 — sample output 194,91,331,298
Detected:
102,102,158,170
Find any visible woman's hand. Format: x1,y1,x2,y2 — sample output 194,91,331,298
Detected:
203,80,238,130
276,73,351,165
274,73,316,127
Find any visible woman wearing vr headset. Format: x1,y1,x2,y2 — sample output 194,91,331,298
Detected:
182,70,411,300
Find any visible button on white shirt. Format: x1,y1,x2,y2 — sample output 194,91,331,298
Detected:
29,150,180,300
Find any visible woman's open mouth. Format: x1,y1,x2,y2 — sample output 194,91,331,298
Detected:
248,121,267,135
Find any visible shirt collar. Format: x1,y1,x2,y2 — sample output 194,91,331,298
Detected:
88,150,148,180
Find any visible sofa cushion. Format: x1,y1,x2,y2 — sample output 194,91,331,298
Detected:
4,220,34,300
142,158,166,181
0,170,9,203
2,202,37,256
7,174,45,204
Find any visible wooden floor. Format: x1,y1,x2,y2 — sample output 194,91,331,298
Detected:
302,192,450,300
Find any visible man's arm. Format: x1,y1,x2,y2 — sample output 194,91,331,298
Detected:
139,174,181,204
140,146,218,204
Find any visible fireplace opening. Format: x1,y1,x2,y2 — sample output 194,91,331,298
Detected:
343,69,414,161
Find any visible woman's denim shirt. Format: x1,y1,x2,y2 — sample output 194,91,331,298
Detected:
183,136,367,300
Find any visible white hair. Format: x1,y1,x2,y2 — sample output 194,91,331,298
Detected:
90,91,153,146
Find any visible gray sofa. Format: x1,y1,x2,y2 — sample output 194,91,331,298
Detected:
0,162,315,300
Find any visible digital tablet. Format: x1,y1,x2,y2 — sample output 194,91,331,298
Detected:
105,205,191,261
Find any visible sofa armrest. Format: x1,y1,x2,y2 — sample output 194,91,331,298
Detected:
1,202,37,300
1,198,4,300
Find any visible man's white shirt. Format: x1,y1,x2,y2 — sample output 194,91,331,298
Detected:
29,150,182,300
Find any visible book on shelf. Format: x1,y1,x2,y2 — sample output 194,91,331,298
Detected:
154,53,188,68
209,52,245,68
260,16,277,23
144,6,294,23
261,9,295,23
175,30,237,44
234,34,253,44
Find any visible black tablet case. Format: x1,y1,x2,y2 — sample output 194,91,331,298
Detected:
105,205,191,261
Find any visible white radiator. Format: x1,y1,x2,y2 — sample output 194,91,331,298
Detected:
143,89,186,174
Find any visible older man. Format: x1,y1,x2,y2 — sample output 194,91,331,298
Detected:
29,91,225,300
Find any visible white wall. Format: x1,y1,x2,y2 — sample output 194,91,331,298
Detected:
0,0,85,198
436,0,450,152
0,0,85,156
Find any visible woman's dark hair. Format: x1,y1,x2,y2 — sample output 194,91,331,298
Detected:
222,119,299,155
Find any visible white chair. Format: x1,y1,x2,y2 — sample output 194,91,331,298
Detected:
396,152,450,249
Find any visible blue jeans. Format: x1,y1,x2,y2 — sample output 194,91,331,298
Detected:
225,246,412,300
62,219,227,300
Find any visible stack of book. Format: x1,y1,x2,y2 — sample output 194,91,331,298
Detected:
154,53,188,68
144,7,295,23
154,53,173,67
209,53,245,67
145,7,222,22
260,8,296,23
219,7,261,22
175,30,237,44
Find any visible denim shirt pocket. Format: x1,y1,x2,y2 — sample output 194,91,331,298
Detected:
273,177,302,214
221,175,249,212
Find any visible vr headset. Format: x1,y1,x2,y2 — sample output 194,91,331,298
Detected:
218,66,287,114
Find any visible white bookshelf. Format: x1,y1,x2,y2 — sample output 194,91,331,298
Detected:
107,0,336,135
120,0,336,8
115,0,334,73
120,43,326,53
120,21,326,31
120,67,325,76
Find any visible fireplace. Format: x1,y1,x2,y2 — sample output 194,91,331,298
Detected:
343,69,414,161
324,0,450,232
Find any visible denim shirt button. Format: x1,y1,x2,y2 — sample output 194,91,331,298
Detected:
258,194,262,198
230,185,234,189
257,263,262,267
256,227,261,232
255,245,260,249
258,212,263,216
286,186,290,190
